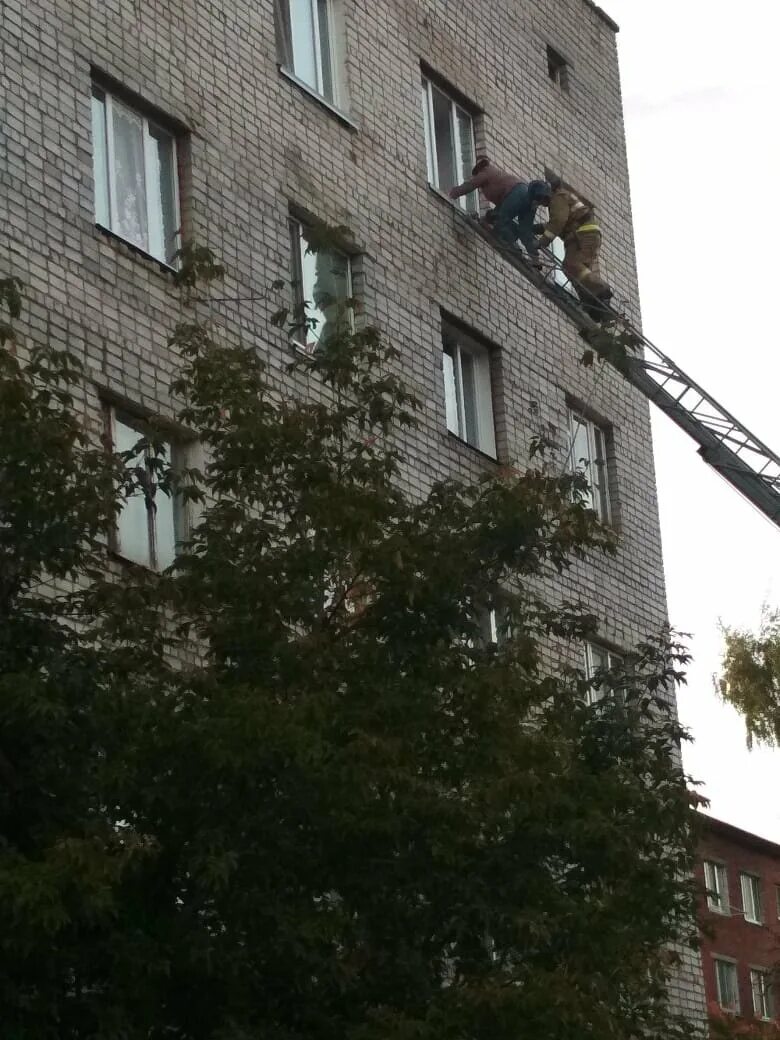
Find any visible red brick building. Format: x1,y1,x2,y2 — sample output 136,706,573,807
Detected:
697,815,780,1023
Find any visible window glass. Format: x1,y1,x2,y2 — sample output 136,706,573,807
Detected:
741,873,763,923
421,75,477,213
91,85,179,264
110,410,181,571
715,959,739,1012
111,98,148,251
316,0,334,100
704,861,729,913
289,0,318,89
114,416,153,568
440,325,496,457
442,348,459,436
91,87,110,228
568,411,611,523
278,0,337,102
290,219,352,352
147,123,177,264
751,969,773,1019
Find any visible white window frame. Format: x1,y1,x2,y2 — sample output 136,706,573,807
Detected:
91,84,181,266
441,324,497,459
276,0,340,105
567,409,611,523
583,642,622,704
106,406,186,572
421,74,478,214
750,968,773,1020
714,957,740,1014
288,216,354,353
741,872,763,925
704,861,730,915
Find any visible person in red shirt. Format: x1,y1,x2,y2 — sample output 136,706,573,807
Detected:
448,157,551,256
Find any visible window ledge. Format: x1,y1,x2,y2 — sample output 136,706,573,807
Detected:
93,223,179,278
444,430,499,466
278,66,358,131
427,183,477,217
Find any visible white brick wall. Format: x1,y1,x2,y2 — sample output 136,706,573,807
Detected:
0,0,706,1026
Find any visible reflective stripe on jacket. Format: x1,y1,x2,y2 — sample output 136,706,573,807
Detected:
544,189,596,240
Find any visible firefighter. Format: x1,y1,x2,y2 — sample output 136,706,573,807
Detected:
536,176,613,320
448,158,551,258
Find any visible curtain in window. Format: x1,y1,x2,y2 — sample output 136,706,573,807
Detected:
111,100,148,251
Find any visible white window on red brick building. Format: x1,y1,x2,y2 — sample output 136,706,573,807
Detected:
91,83,180,265
420,72,478,214
741,872,763,924
750,968,774,1020
714,958,740,1013
704,860,730,915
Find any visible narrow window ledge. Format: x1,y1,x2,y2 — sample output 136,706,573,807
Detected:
427,182,477,217
93,222,179,278
444,430,499,466
278,66,358,132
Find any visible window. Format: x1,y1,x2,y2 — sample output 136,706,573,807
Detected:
441,322,496,458
289,216,353,353
91,84,180,265
106,407,185,571
704,862,730,914
547,46,570,92
275,0,339,104
751,969,773,1020
584,643,622,704
421,73,478,213
715,959,740,1014
704,861,730,914
567,410,611,523
741,873,763,924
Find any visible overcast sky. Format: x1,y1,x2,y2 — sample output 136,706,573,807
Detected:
603,0,780,841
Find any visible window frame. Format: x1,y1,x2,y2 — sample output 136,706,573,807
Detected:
714,957,740,1014
703,860,730,915
750,968,774,1020
420,72,478,214
91,82,181,267
275,0,341,106
288,214,355,354
583,642,623,704
105,405,187,572
741,872,763,925
567,408,612,524
441,321,497,459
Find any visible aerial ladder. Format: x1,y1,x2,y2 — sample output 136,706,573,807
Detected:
452,208,780,529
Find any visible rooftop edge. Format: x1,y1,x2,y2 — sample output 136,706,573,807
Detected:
700,813,780,859
583,0,620,33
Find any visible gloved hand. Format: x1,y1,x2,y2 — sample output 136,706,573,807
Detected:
532,223,546,235
484,208,497,224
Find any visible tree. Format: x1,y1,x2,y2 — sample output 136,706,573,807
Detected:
719,609,780,747
0,250,701,1040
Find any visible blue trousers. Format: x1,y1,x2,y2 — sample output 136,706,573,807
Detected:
491,183,538,254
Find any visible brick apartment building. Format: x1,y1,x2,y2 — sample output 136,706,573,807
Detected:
698,815,780,1022
1,0,706,1026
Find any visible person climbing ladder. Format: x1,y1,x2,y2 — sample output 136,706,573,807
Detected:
535,176,613,322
